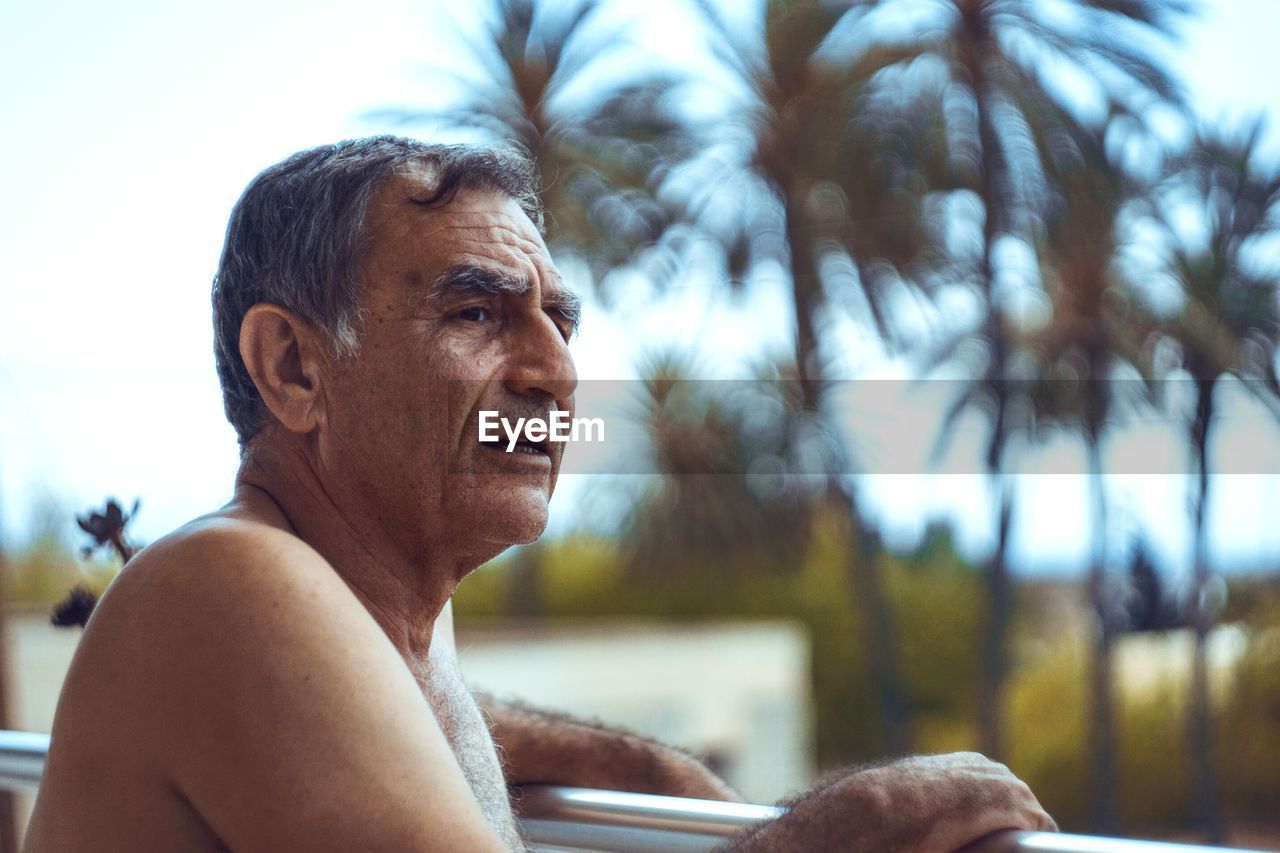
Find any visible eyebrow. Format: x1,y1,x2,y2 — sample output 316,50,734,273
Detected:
433,264,582,336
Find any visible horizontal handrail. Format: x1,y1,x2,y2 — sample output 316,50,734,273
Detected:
0,731,1269,852
0,730,47,790
514,785,782,852
511,786,1273,853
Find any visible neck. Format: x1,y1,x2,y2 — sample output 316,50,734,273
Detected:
233,434,483,660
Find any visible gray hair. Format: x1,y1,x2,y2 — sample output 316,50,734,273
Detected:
212,135,543,448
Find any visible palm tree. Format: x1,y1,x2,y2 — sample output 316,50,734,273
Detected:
673,0,966,755
1022,120,1158,831
680,0,953,390
1147,119,1280,841
369,0,695,282
915,0,1187,760
619,354,817,583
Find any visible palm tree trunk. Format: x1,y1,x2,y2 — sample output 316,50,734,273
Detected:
784,198,824,417
1087,438,1115,833
962,12,1015,762
1189,378,1221,841
839,483,915,755
974,207,1012,762
979,476,1012,760
783,185,915,756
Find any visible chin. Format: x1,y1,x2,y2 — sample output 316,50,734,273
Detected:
477,515,548,549
441,473,554,549
474,489,551,546
502,500,551,545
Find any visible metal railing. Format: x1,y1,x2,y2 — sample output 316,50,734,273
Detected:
0,731,45,791
0,731,1270,852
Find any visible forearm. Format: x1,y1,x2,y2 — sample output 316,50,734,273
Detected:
720,754,1057,852
477,694,740,801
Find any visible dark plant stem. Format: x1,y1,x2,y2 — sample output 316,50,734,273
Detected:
979,480,1012,761
1189,377,1221,842
962,4,1014,762
1087,437,1115,833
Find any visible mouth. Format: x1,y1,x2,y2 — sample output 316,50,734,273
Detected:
479,435,552,459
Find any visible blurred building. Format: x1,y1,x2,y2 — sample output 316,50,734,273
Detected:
1113,628,1249,701
1019,579,1250,699
457,621,814,804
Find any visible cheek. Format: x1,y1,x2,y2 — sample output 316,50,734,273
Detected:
321,323,488,486
326,354,443,458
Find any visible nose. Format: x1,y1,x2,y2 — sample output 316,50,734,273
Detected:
503,310,578,404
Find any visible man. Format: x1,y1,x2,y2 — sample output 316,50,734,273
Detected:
25,136,1054,851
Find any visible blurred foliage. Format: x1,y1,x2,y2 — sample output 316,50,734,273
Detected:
459,524,988,768
1218,599,1280,826
1007,637,1195,832
1149,119,1280,402
369,0,695,284
457,539,1280,836
1,497,128,607
1215,583,1280,829
3,530,118,606
617,355,820,582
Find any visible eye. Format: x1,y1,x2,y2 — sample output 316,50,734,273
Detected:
547,310,574,342
455,306,492,323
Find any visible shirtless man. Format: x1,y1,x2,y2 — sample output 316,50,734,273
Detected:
24,136,1055,851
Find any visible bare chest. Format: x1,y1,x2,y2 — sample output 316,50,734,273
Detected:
418,660,495,770
413,658,523,847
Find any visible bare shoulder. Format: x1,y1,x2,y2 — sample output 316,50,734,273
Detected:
63,513,384,713
94,512,356,634
38,515,504,852
48,512,403,786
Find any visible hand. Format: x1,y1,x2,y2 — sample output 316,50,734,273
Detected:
726,752,1055,852
629,741,741,801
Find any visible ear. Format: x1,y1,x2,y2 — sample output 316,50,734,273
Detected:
239,304,329,436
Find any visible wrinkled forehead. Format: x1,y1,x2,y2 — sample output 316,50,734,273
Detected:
359,165,555,291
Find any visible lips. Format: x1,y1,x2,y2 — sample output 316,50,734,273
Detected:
478,432,551,457
509,437,550,456
476,406,559,458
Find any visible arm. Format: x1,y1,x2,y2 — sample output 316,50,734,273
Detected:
478,695,741,801
720,753,1056,852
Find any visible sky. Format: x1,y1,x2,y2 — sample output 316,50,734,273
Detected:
1,0,1279,581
